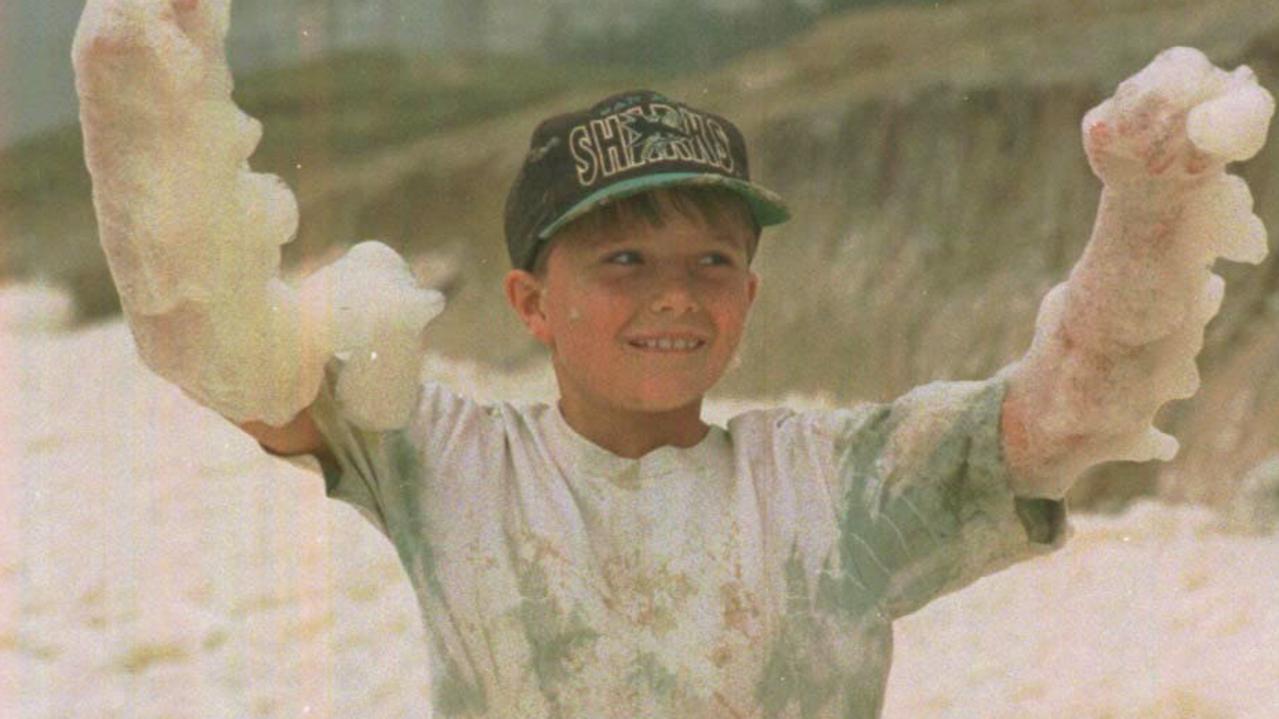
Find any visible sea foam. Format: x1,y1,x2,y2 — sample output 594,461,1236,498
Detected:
74,0,443,429
1003,47,1274,496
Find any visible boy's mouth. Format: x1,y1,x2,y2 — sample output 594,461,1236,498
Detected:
626,336,707,352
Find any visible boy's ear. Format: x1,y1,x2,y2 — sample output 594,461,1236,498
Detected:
747,271,760,306
503,269,553,345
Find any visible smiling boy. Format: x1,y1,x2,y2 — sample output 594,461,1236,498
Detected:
503,188,760,458
238,91,1073,717
499,93,773,463
73,1,1274,715
238,78,1273,715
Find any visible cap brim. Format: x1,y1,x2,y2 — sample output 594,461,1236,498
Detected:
537,172,791,240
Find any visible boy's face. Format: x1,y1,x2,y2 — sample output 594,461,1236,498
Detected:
506,206,760,417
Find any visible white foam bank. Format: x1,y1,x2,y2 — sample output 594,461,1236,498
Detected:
1,320,1277,718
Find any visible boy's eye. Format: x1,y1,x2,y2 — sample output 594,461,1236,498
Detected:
699,252,735,267
605,251,642,265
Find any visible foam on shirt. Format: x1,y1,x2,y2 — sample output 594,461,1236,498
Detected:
74,0,443,429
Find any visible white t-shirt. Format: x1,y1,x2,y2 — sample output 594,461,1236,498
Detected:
303,372,1066,718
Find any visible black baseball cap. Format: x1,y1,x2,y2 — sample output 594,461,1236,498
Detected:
503,89,790,270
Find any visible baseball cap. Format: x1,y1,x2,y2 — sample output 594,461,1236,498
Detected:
503,89,791,270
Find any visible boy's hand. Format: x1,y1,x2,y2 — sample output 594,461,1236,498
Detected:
73,0,230,105
1082,47,1273,195
74,0,282,316
1003,48,1273,498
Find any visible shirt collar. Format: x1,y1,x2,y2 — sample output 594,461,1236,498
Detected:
542,401,725,485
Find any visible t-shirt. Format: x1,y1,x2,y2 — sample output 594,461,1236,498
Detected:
302,371,1067,718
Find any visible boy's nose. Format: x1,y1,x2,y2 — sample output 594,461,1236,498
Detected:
649,277,699,315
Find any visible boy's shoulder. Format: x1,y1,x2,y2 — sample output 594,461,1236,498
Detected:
720,397,887,444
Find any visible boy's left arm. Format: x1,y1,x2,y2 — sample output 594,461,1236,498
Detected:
1000,48,1275,499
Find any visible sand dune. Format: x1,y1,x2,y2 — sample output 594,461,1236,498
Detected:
1,294,1276,717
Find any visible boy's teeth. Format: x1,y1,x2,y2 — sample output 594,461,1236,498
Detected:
635,338,702,350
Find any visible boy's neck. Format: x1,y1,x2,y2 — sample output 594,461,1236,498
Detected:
556,394,709,459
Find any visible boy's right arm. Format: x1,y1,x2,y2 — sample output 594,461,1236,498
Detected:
238,410,327,459
75,0,443,437
74,0,322,427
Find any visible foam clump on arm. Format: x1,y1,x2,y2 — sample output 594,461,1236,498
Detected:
1000,47,1274,498
73,0,442,430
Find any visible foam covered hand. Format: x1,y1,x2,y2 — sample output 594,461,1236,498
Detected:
74,0,282,313
1083,48,1273,264
1002,48,1273,497
74,0,444,430
1084,47,1273,188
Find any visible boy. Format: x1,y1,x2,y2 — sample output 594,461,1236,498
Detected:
73,1,1273,717
251,98,1062,718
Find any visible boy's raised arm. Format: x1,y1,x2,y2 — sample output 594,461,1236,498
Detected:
73,0,444,445
1000,48,1275,499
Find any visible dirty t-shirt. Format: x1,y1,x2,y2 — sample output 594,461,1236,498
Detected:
303,374,1067,718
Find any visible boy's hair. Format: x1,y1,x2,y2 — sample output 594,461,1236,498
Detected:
529,186,761,276
503,89,790,272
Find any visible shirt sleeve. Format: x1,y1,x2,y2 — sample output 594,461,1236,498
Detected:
825,377,1069,620
302,368,397,534
288,361,493,540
